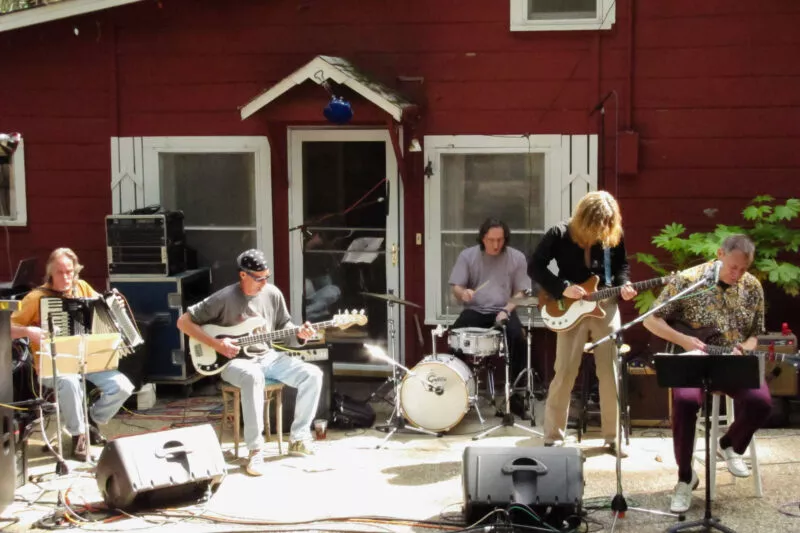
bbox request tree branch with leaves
[633,195,800,313]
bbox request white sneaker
[670,470,699,513]
[718,441,750,478]
[246,450,266,476]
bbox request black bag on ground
[330,392,375,429]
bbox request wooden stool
[220,380,285,457]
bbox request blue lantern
[323,96,353,124]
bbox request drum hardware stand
[511,312,546,426]
[472,325,543,440]
[585,271,713,530]
[368,298,439,448]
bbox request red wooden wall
[0,0,797,364]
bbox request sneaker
[71,434,88,462]
[245,450,266,476]
[670,470,700,513]
[288,440,315,457]
[718,441,750,478]
[543,439,563,447]
[604,440,629,458]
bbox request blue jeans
[221,352,323,450]
[40,370,134,436]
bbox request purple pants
[672,381,772,482]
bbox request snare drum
[399,354,475,432]
[448,327,501,358]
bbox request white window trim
[0,138,27,226]
[135,136,274,277]
[510,0,616,32]
[423,134,563,325]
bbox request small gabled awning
[240,55,417,122]
[0,0,144,33]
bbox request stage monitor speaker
[95,424,225,510]
[462,446,584,529]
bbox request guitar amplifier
[106,213,186,276]
[758,332,798,397]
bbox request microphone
[707,260,722,284]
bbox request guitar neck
[587,276,670,302]
[239,320,334,347]
[706,344,791,359]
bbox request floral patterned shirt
[652,261,765,348]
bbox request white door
[288,129,402,374]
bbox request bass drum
[399,354,475,433]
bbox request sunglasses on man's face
[244,270,270,283]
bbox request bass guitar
[539,274,671,332]
[190,311,368,376]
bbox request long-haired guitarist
[643,234,772,514]
[176,249,321,476]
[528,191,636,455]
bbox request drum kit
[361,291,546,445]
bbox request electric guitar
[189,311,368,376]
[539,274,672,332]
[658,321,800,365]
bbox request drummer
[448,217,531,415]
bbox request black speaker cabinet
[96,424,225,510]
[0,305,17,514]
[463,446,584,528]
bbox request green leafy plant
[633,195,800,313]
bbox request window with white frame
[510,0,616,32]
[111,137,273,290]
[424,135,566,324]
[0,138,26,226]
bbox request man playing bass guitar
[643,234,772,514]
[177,249,321,475]
[529,191,636,454]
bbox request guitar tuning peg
[359,308,365,315]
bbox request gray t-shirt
[187,282,294,332]
[448,245,532,314]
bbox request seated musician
[10,248,134,461]
[528,191,636,454]
[448,217,531,416]
[176,249,321,476]
[643,234,772,514]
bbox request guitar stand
[472,325,543,441]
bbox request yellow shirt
[11,280,98,371]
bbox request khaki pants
[543,302,621,443]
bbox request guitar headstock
[332,309,368,330]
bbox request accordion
[40,292,144,355]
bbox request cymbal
[507,294,539,307]
[360,292,421,308]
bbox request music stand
[654,354,760,533]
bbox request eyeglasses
[244,270,270,283]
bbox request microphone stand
[45,315,69,475]
[472,324,543,440]
[585,273,715,530]
[370,299,439,449]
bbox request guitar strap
[603,247,612,287]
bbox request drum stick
[473,280,491,293]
